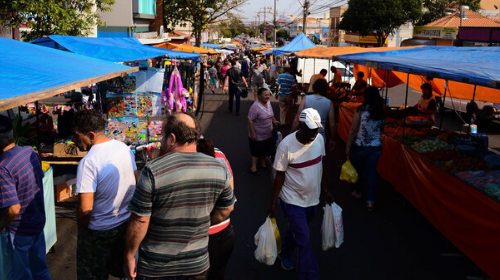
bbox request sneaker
[279,255,294,270]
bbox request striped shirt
[277,72,296,96]
[0,146,45,235]
[128,152,235,277]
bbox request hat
[299,108,322,129]
[243,55,248,59]
[0,115,13,133]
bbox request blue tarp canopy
[31,35,200,62]
[265,32,316,56]
[0,37,137,111]
[200,43,220,48]
[335,46,500,89]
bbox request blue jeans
[0,230,51,280]
[350,145,382,204]
[228,86,241,113]
[279,199,319,280]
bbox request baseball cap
[299,108,322,129]
[0,115,13,133]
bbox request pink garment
[221,65,229,77]
[247,100,274,141]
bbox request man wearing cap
[267,108,333,280]
[0,115,52,280]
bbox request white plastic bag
[321,203,335,251]
[254,217,278,265]
[332,202,344,248]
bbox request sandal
[366,203,375,212]
[351,191,361,199]
[250,170,260,176]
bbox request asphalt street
[46,86,490,280]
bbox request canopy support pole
[402,73,410,141]
[467,84,478,133]
[35,100,41,152]
[196,63,204,117]
[384,69,390,103]
[439,80,448,129]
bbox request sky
[236,0,348,24]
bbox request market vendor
[329,66,343,88]
[414,83,437,123]
[350,72,367,96]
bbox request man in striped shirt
[276,66,297,126]
[0,115,51,280]
[124,112,235,280]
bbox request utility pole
[273,0,277,47]
[303,0,309,34]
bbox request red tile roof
[426,10,500,27]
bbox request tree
[163,0,248,46]
[218,16,248,38]
[0,0,114,41]
[339,0,422,47]
[417,0,481,25]
[276,29,288,39]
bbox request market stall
[0,37,140,267]
[334,46,500,279]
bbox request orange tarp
[354,64,404,88]
[153,42,218,55]
[292,46,423,59]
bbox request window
[137,0,155,15]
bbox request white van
[296,58,356,87]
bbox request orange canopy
[153,42,218,55]
[292,46,423,59]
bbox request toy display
[149,121,163,142]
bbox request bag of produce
[254,217,278,265]
[340,159,359,184]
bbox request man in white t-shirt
[267,108,333,280]
[72,110,137,279]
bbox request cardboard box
[53,143,87,158]
[54,182,73,202]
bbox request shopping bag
[271,217,281,254]
[340,159,359,184]
[321,203,335,251]
[254,217,278,265]
[332,202,344,248]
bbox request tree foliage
[0,0,114,41]
[276,29,288,39]
[417,0,481,25]
[163,0,248,46]
[339,0,422,46]
[218,15,247,38]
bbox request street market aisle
[46,88,487,280]
[200,90,487,280]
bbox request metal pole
[196,63,204,116]
[273,0,277,47]
[402,73,410,141]
[439,80,448,129]
[303,0,309,33]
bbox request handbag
[240,87,248,98]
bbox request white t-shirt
[76,139,137,230]
[273,132,325,207]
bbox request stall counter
[338,106,500,279]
